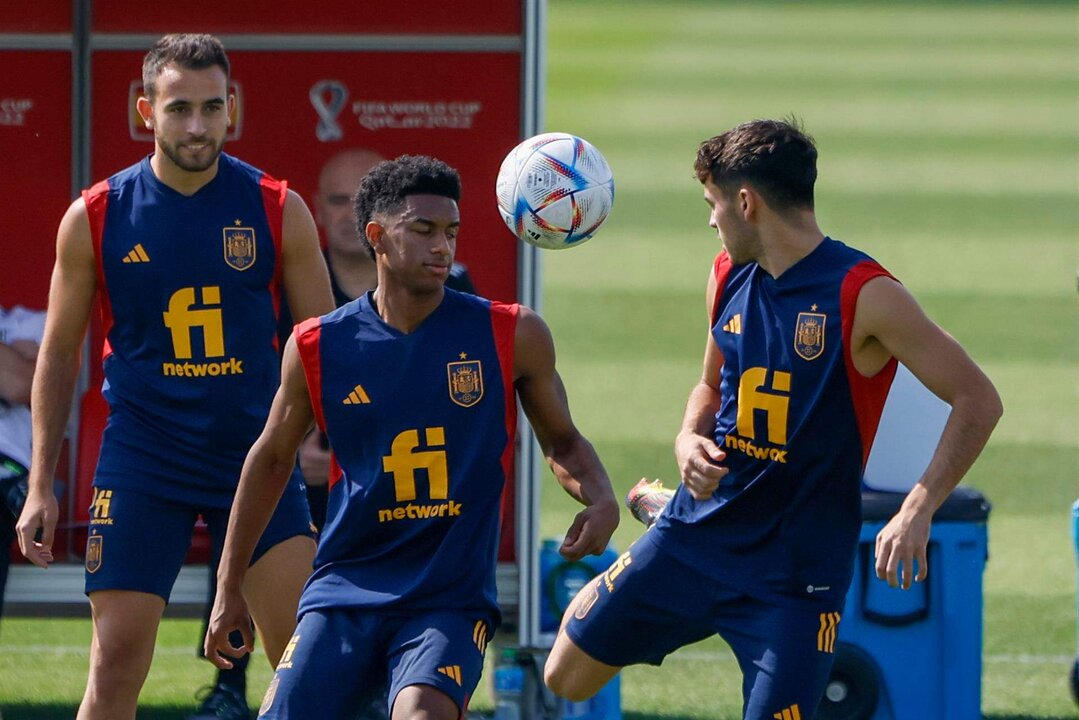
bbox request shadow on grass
[1,705,195,720]
[5,707,1075,720]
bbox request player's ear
[227,93,236,128]
[739,187,757,220]
[136,96,154,129]
[365,221,385,254]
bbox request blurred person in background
[0,304,46,633]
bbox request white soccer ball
[495,132,615,250]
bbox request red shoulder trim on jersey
[841,260,899,469]
[489,301,519,563]
[260,174,288,350]
[710,251,734,328]
[82,181,114,366]
[293,316,341,486]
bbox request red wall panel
[92,1,519,35]
[0,51,73,309]
[0,1,72,33]
[90,49,522,302]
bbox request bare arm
[852,277,1002,589]
[17,199,96,567]
[205,334,315,667]
[674,267,730,500]
[280,189,335,324]
[514,307,618,561]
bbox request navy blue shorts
[257,608,492,719]
[564,533,842,720]
[83,480,314,601]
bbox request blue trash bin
[538,539,622,720]
[816,487,991,720]
[1070,499,1078,705]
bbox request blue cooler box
[816,487,990,720]
[1071,499,1078,705]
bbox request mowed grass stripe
[552,93,1077,137]
[551,3,1077,47]
[553,202,1079,287]
[553,356,1079,447]
[544,286,1078,366]
[556,45,1077,87]
[979,363,1078,446]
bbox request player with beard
[17,34,334,719]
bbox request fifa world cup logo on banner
[309,80,349,142]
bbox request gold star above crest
[811,304,818,311]
[234,219,243,226]
[459,352,468,359]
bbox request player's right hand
[15,490,57,568]
[675,431,728,501]
[297,430,331,487]
[204,587,255,669]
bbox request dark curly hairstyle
[693,118,817,211]
[353,155,462,258]
[142,34,229,101]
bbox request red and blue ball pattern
[496,132,615,250]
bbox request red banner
[0,51,72,309]
[92,1,519,35]
[1,2,71,33]
[91,49,522,302]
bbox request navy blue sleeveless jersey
[293,289,518,622]
[653,238,898,606]
[85,154,289,507]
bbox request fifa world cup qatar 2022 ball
[495,132,615,250]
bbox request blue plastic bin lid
[861,486,990,522]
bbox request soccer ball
[495,132,615,250]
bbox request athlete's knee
[544,640,599,703]
[87,592,162,681]
[88,629,152,678]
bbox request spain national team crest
[85,535,103,574]
[448,359,484,407]
[223,226,256,271]
[795,312,826,361]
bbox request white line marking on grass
[984,653,1075,665]
[1,646,1071,666]
[0,644,252,658]
[663,649,1073,665]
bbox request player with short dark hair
[205,154,620,720]
[296,148,477,534]
[141,33,230,102]
[17,33,335,719]
[544,118,1002,720]
[352,154,462,257]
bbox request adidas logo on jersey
[722,313,742,334]
[342,384,370,404]
[773,705,802,720]
[437,665,463,686]
[122,243,151,263]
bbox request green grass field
[1,2,1077,718]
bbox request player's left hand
[874,504,932,590]
[559,497,619,562]
[204,585,255,669]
